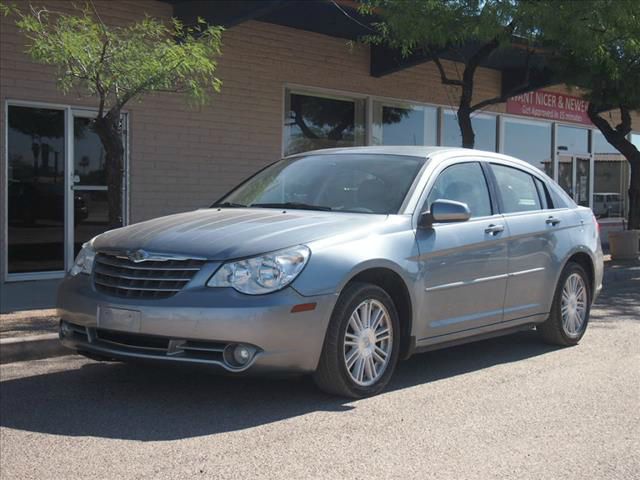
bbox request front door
[557,154,593,208]
[6,103,125,279]
[414,161,509,342]
[70,111,122,260]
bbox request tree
[526,0,640,229]
[359,0,543,148]
[1,3,223,227]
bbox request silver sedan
[57,147,603,398]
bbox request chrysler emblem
[128,249,150,263]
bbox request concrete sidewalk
[0,309,63,364]
[1,257,638,364]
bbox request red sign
[506,90,591,125]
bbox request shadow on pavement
[590,280,640,322]
[1,330,562,441]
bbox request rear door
[488,163,576,321]
[414,160,509,341]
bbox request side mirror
[418,199,471,228]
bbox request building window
[557,125,589,153]
[284,90,365,156]
[372,102,437,146]
[442,111,497,152]
[502,117,552,175]
[593,130,629,219]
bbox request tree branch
[96,39,109,118]
[116,58,185,108]
[471,49,534,111]
[431,55,464,87]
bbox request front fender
[291,228,420,298]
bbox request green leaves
[5,3,224,115]
[360,0,521,55]
[524,0,640,109]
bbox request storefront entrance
[5,102,126,280]
[557,154,593,208]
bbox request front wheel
[538,262,591,346]
[313,282,401,398]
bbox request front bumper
[57,274,338,373]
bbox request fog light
[60,321,72,337]
[223,343,256,368]
[234,346,251,365]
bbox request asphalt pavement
[0,281,638,480]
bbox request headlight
[207,245,310,295]
[69,242,96,276]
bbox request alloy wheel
[561,273,588,336]
[343,299,393,386]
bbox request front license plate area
[97,306,141,333]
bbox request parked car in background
[58,147,603,398]
[593,192,624,218]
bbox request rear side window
[491,164,542,213]
[426,162,492,218]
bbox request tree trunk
[587,104,640,230]
[628,151,640,230]
[93,111,124,229]
[457,105,475,149]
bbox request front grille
[96,329,170,351]
[93,252,205,299]
[95,328,226,361]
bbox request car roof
[287,145,538,172]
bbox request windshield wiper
[211,201,247,208]
[250,202,333,211]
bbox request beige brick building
[1,0,638,312]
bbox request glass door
[6,103,125,279]
[557,154,592,208]
[70,111,118,260]
[7,105,66,275]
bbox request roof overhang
[160,0,554,95]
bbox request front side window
[284,91,365,156]
[218,154,425,214]
[425,162,493,218]
[491,164,542,213]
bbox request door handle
[485,224,505,235]
[546,216,561,226]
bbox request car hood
[92,208,389,260]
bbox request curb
[0,333,69,364]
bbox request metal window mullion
[65,107,74,272]
[552,123,558,182]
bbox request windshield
[215,154,426,214]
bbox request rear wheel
[538,262,591,346]
[313,282,400,398]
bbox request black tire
[313,282,401,398]
[537,262,591,346]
